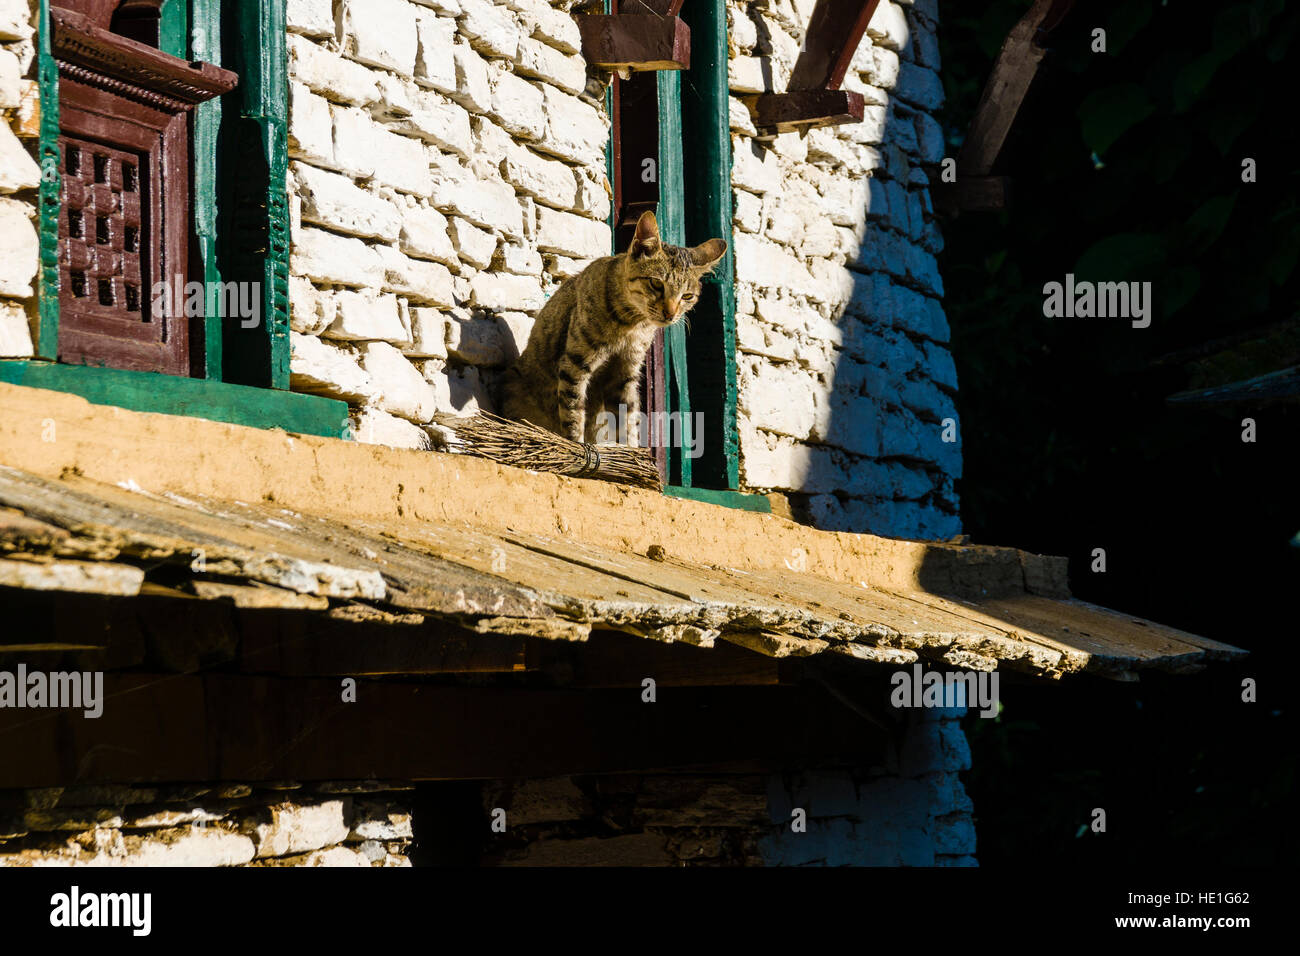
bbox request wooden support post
[938,0,1075,212]
[788,0,883,92]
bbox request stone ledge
[0,381,1057,599]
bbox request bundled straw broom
[431,411,663,491]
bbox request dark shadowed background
[937,0,1297,866]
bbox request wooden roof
[0,464,1245,681]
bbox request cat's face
[624,212,727,327]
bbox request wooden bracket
[752,0,880,134]
[577,14,691,72]
[752,89,864,135]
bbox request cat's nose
[665,298,681,319]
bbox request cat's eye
[648,279,664,292]
[683,293,696,301]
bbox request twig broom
[431,411,663,491]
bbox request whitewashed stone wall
[728,0,961,540]
[0,0,40,358]
[1,781,413,866]
[285,0,611,448]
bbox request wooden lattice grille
[58,137,149,323]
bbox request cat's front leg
[617,378,643,446]
[556,350,593,443]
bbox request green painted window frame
[8,0,344,438]
[680,0,741,494]
[599,1,764,511]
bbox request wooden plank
[752,89,865,134]
[0,470,552,620]
[0,467,388,600]
[191,580,329,610]
[238,614,527,676]
[578,14,690,71]
[493,530,817,632]
[0,558,143,596]
[0,468,1246,678]
[383,518,707,621]
[0,508,74,552]
[788,0,882,91]
[721,630,830,658]
[545,630,783,687]
[0,674,889,787]
[1167,365,1300,404]
[171,495,551,618]
[701,565,1074,675]
[0,361,346,437]
[968,595,1247,669]
[958,0,1075,176]
[0,643,103,652]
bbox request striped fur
[501,211,725,443]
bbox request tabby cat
[501,211,726,444]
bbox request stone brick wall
[472,707,976,865]
[760,708,976,865]
[0,781,413,866]
[0,0,39,358]
[1,712,975,867]
[728,0,961,540]
[284,0,611,448]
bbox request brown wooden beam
[553,630,790,688]
[751,89,864,134]
[0,675,889,787]
[788,0,882,92]
[237,612,529,677]
[577,14,691,71]
[929,174,1011,214]
[958,0,1076,177]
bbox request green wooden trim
[158,0,189,56]
[190,0,224,380]
[221,0,291,389]
[680,0,739,490]
[35,0,60,360]
[0,361,347,438]
[657,69,692,488]
[604,18,614,254]
[663,485,772,513]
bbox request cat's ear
[690,238,727,269]
[630,211,661,258]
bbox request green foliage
[1078,83,1154,154]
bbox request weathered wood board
[0,465,1247,680]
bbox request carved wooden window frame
[49,2,236,376]
[11,0,343,439]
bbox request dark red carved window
[51,1,236,376]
